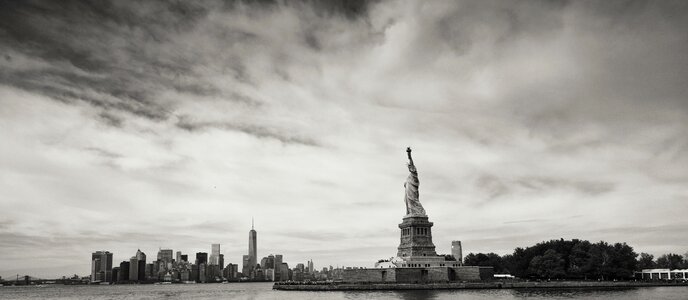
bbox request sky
[0,0,687,279]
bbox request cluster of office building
[90,223,330,284]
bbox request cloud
[1,0,687,277]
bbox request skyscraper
[210,244,220,265]
[111,267,119,283]
[242,255,250,277]
[90,251,113,283]
[129,256,139,281]
[195,252,208,266]
[118,261,130,282]
[129,249,146,282]
[157,249,173,263]
[176,251,182,263]
[274,254,284,281]
[248,218,257,277]
[261,254,275,269]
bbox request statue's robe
[404,169,426,216]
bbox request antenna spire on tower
[252,217,254,230]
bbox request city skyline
[85,222,323,284]
[1,1,687,279]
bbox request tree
[464,252,506,273]
[638,253,655,270]
[442,254,456,261]
[499,239,641,280]
[568,241,592,279]
[609,243,638,279]
[528,249,565,279]
[656,253,683,269]
[508,247,531,278]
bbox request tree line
[463,239,687,280]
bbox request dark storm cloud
[0,1,215,118]
[0,2,216,119]
[0,0,378,147]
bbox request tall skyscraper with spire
[247,218,257,277]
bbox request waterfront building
[176,251,182,263]
[118,261,130,282]
[129,249,146,282]
[129,256,138,281]
[198,263,207,283]
[292,268,303,281]
[152,260,161,278]
[181,254,188,262]
[224,263,239,280]
[191,264,199,282]
[274,255,284,281]
[91,257,100,282]
[180,268,190,282]
[111,267,119,283]
[219,254,224,270]
[145,263,154,280]
[635,268,688,280]
[265,268,275,281]
[206,264,221,282]
[90,251,113,283]
[242,255,250,277]
[279,263,290,281]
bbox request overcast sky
[1,0,687,278]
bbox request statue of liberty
[404,147,426,216]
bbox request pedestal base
[397,216,438,258]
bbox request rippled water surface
[1,283,686,300]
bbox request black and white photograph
[0,0,687,299]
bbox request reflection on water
[0,283,686,300]
[511,288,639,299]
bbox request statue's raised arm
[406,147,416,173]
[406,147,414,165]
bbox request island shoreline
[273,281,688,291]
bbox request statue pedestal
[396,215,438,259]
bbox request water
[0,283,686,300]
